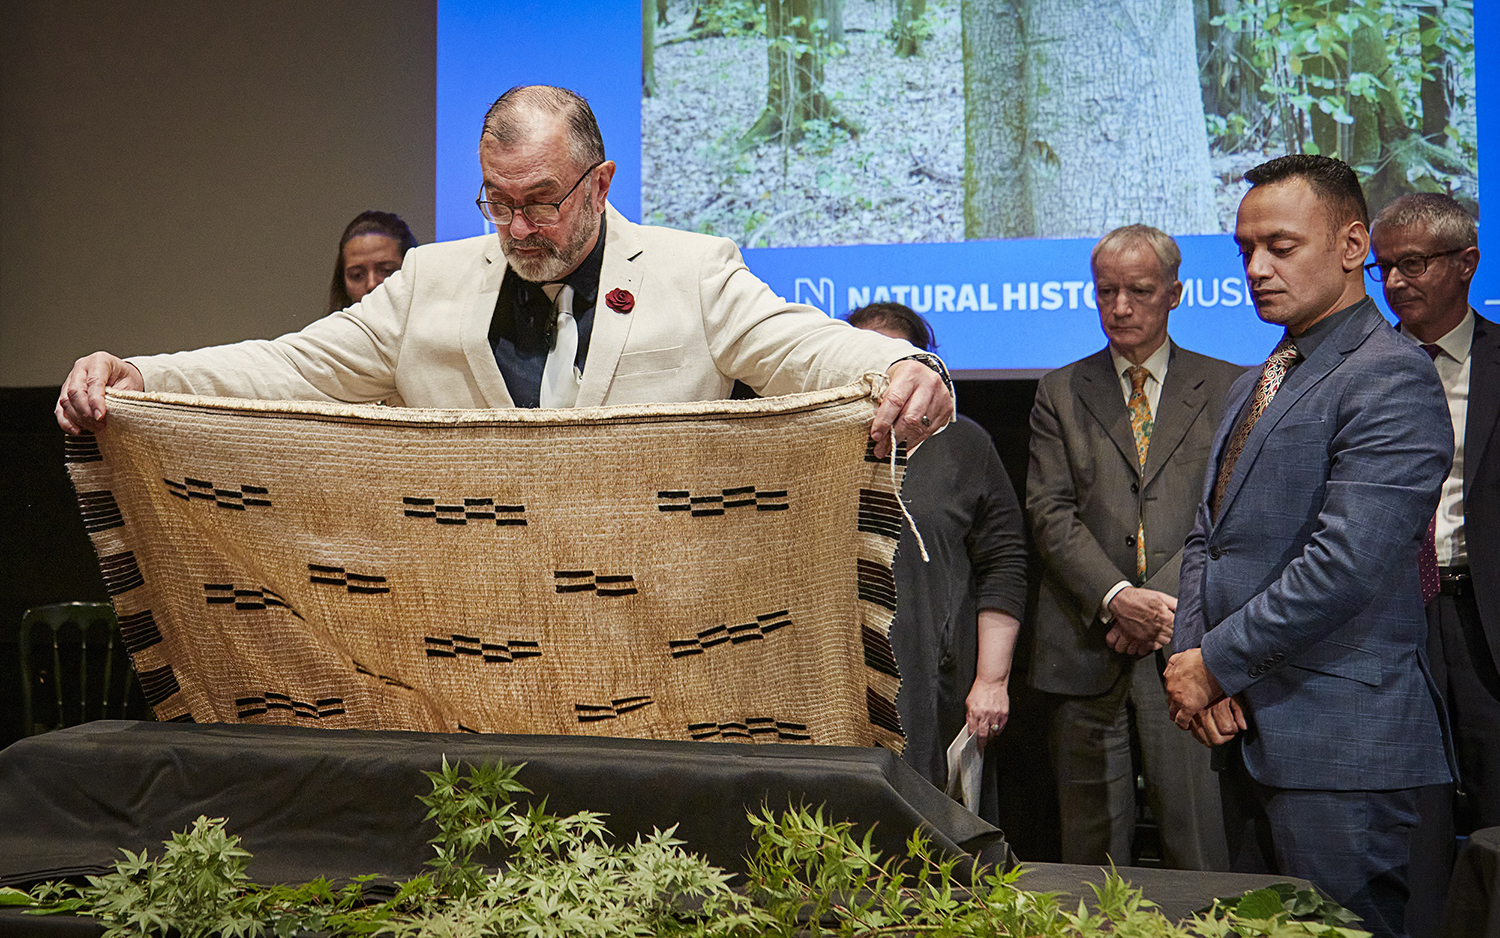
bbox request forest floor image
[643,0,966,248]
[641,0,1476,249]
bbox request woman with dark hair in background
[327,211,419,313]
[848,303,1027,821]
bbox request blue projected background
[438,2,1494,374]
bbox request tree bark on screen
[824,0,845,44]
[963,0,1031,239]
[963,0,1219,239]
[740,0,856,150]
[643,0,657,98]
[895,0,928,57]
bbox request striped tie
[1126,365,1152,580]
[1212,337,1300,520]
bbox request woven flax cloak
[65,381,907,750]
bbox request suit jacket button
[1125,535,1136,546]
[1271,652,1285,662]
[1130,482,1140,493]
[1210,546,1223,560]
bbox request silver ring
[989,724,1000,732]
[920,414,931,427]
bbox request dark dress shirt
[488,213,607,408]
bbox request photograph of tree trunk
[640,0,1475,247]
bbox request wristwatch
[899,352,954,400]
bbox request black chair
[17,602,148,736]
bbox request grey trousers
[1050,655,1229,870]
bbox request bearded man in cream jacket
[57,85,951,456]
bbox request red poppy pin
[605,288,635,314]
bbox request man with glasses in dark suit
[1369,193,1495,938]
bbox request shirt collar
[1399,307,1475,363]
[1287,299,1362,361]
[1109,337,1171,386]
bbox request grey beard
[504,238,571,282]
[503,196,598,283]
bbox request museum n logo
[794,277,835,316]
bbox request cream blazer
[131,204,916,408]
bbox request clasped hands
[1104,586,1175,657]
[1107,589,1246,748]
[1162,648,1246,748]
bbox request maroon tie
[1418,343,1442,604]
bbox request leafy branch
[1202,0,1475,205]
[7,758,1374,937]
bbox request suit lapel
[1141,344,1208,489]
[1205,375,1254,514]
[576,204,642,407]
[1074,349,1140,474]
[462,237,516,408]
[1466,312,1500,499]
[1214,302,1382,519]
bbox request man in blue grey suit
[1164,154,1453,938]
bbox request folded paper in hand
[944,727,983,812]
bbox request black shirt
[1225,297,1367,443]
[488,213,607,408]
[1285,296,1363,373]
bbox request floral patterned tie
[1212,337,1300,520]
[1126,366,1152,580]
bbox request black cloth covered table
[1443,826,1500,937]
[0,721,1009,888]
[0,722,1319,936]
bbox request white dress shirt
[1401,310,1473,566]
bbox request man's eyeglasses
[476,161,603,229]
[1364,247,1466,282]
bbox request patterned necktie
[1418,343,1443,604]
[1126,365,1153,580]
[1211,337,1300,520]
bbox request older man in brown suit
[1028,224,1242,868]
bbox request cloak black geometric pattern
[65,380,907,750]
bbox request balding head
[481,85,606,172]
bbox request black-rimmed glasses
[1364,247,1466,282]
[476,160,603,229]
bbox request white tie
[538,284,581,408]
